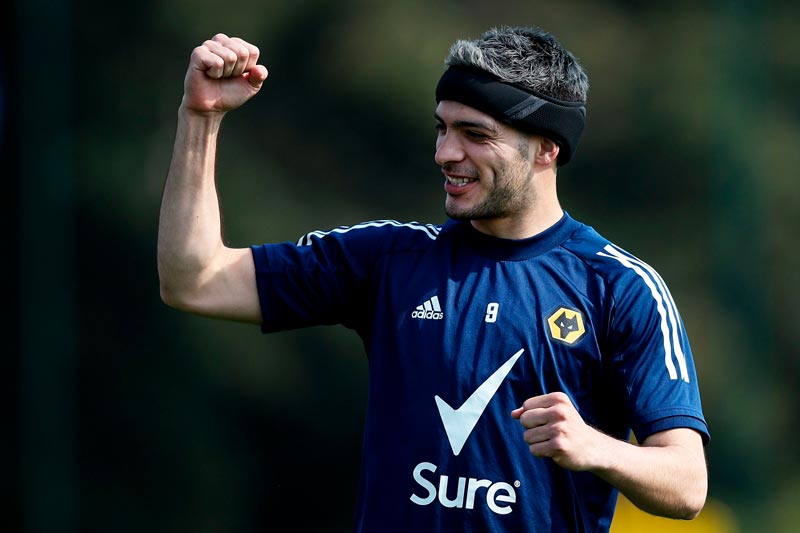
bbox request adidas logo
[412,295,444,320]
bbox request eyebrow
[434,113,501,134]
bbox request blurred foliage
[12,0,800,531]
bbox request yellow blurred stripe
[611,496,739,532]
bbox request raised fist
[181,33,268,115]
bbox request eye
[434,122,446,133]
[465,130,488,140]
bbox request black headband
[435,66,586,165]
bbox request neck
[470,204,564,240]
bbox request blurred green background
[7,0,799,531]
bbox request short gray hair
[445,26,589,103]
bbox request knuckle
[229,38,249,57]
[552,391,570,403]
[191,46,207,61]
[522,397,537,410]
[550,420,567,435]
[552,405,569,421]
[549,435,567,453]
[220,49,237,63]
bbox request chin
[446,198,476,219]
[446,208,499,221]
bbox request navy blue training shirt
[250,213,709,532]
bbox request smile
[446,175,477,187]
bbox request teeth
[447,176,475,186]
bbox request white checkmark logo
[435,348,524,456]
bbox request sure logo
[409,462,518,515]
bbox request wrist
[177,104,225,135]
[178,102,226,123]
[583,428,623,475]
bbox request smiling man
[158,27,709,532]
[436,99,562,238]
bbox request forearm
[157,107,227,305]
[589,429,707,520]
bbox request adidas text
[411,310,444,320]
[412,295,444,320]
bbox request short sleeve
[603,251,709,444]
[250,225,379,333]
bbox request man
[158,27,709,532]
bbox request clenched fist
[511,392,606,472]
[181,33,268,116]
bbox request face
[434,101,537,222]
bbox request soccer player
[158,27,709,532]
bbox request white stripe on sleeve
[597,244,689,382]
[297,220,441,246]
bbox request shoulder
[561,223,664,287]
[296,219,443,251]
[559,222,678,317]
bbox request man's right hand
[158,33,266,325]
[181,33,268,116]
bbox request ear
[535,138,560,166]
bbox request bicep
[643,428,708,496]
[180,246,263,324]
[641,428,707,470]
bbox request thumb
[244,65,268,88]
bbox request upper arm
[641,427,704,449]
[641,428,707,474]
[611,428,708,519]
[162,246,262,325]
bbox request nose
[434,130,465,166]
